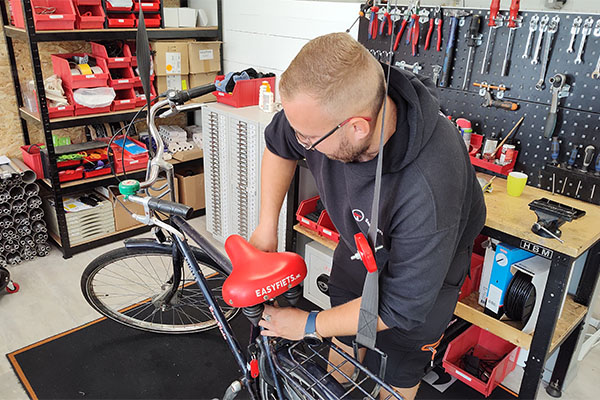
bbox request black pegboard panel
[359,6,600,205]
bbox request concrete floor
[0,216,598,399]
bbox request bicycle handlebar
[147,197,193,219]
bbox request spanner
[531,15,549,65]
[575,17,594,64]
[535,16,559,91]
[432,65,442,86]
[592,20,600,79]
[522,14,539,59]
[566,16,582,53]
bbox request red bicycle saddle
[222,235,307,308]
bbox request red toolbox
[111,88,136,111]
[20,144,45,179]
[468,134,518,176]
[459,253,485,301]
[75,4,105,29]
[135,13,161,28]
[133,1,161,12]
[296,195,322,233]
[107,13,135,28]
[91,42,131,68]
[108,66,135,90]
[52,54,109,89]
[213,75,276,108]
[443,326,520,397]
[105,0,132,12]
[10,0,76,30]
[133,84,157,107]
[317,211,340,243]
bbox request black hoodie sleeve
[264,110,306,160]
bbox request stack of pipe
[0,158,50,264]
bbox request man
[250,32,486,399]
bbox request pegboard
[359,6,600,205]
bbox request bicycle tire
[81,245,238,334]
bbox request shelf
[454,292,588,353]
[293,224,337,251]
[19,107,148,130]
[4,25,219,42]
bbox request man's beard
[326,134,371,163]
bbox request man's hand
[259,304,308,341]
[249,223,278,252]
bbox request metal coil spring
[208,113,222,235]
[237,122,249,237]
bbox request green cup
[507,171,528,197]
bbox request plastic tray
[108,66,135,90]
[133,1,161,12]
[317,210,340,243]
[75,4,105,29]
[91,42,130,68]
[213,75,276,108]
[443,326,519,397]
[20,144,45,179]
[469,134,518,176]
[111,88,136,111]
[84,166,111,178]
[107,13,135,28]
[135,13,161,27]
[10,0,76,30]
[74,0,102,5]
[51,53,109,89]
[58,166,84,182]
[105,1,132,12]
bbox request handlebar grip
[169,83,217,104]
[147,198,193,219]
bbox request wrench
[522,14,539,59]
[535,16,559,91]
[432,65,442,86]
[531,15,549,65]
[575,17,594,64]
[544,74,570,138]
[566,16,582,53]
[593,20,600,79]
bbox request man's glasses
[294,116,372,151]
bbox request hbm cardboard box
[188,41,221,74]
[176,166,205,211]
[189,72,217,103]
[151,40,190,76]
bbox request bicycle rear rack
[272,339,403,400]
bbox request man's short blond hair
[280,32,385,119]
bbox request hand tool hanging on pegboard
[439,9,470,87]
[521,14,539,59]
[574,17,593,64]
[393,8,411,51]
[462,15,482,90]
[543,73,570,138]
[591,20,600,79]
[473,82,519,111]
[501,0,522,76]
[481,0,502,75]
[535,15,560,90]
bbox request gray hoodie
[265,65,486,344]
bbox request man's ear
[350,118,371,141]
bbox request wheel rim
[85,252,237,333]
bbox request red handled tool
[424,10,435,50]
[406,14,416,44]
[435,6,443,51]
[480,0,502,74]
[379,10,393,36]
[368,6,379,39]
[411,13,420,56]
[501,0,521,76]
[393,10,410,51]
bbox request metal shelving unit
[1,0,222,258]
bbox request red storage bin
[48,101,75,119]
[133,84,157,107]
[58,166,84,182]
[10,0,76,30]
[459,253,485,301]
[20,144,45,179]
[105,1,132,12]
[75,4,105,29]
[91,42,131,68]
[108,66,135,89]
[133,1,160,12]
[111,88,136,111]
[443,326,520,397]
[84,166,111,178]
[296,195,321,232]
[468,134,518,176]
[75,0,102,5]
[107,137,149,173]
[213,75,276,108]
[135,13,161,28]
[317,211,340,243]
[107,13,135,28]
[52,54,109,89]
[67,90,111,116]
[124,41,137,67]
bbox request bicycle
[80,84,404,400]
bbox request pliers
[410,13,420,56]
[434,6,443,51]
[424,9,435,50]
[378,9,393,36]
[368,6,379,39]
[393,10,411,51]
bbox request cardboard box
[178,7,197,27]
[176,166,205,211]
[172,147,203,162]
[163,8,179,27]
[189,72,217,103]
[151,40,190,76]
[156,74,189,94]
[188,41,221,74]
[96,178,178,231]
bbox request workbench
[286,169,600,399]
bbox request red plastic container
[317,211,340,243]
[84,166,111,178]
[108,66,135,89]
[133,84,157,107]
[124,41,137,67]
[91,42,130,68]
[135,13,161,27]
[213,75,276,108]
[67,90,111,116]
[459,253,485,301]
[58,166,84,182]
[105,1,132,12]
[20,144,45,179]
[74,0,102,5]
[107,13,135,28]
[107,137,149,173]
[111,88,136,111]
[443,326,520,397]
[469,134,518,176]
[296,195,322,232]
[10,0,76,30]
[75,4,105,29]
[52,54,109,89]
[48,102,75,119]
[133,1,161,12]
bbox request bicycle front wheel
[81,246,238,334]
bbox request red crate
[68,89,111,116]
[296,195,321,232]
[107,13,135,28]
[124,41,137,67]
[459,253,484,301]
[317,211,340,243]
[105,1,132,12]
[443,326,520,397]
[58,166,84,182]
[133,1,161,12]
[213,75,276,108]
[48,102,75,119]
[75,0,102,5]
[52,54,109,89]
[10,0,76,30]
[91,42,130,68]
[20,144,45,179]
[107,137,149,174]
[111,88,136,111]
[468,134,518,176]
[133,84,157,107]
[108,66,135,90]
[135,13,161,28]
[84,166,111,178]
[75,4,105,29]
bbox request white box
[178,8,197,28]
[304,241,334,310]
[479,239,499,306]
[163,8,179,28]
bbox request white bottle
[258,81,269,111]
[263,84,274,113]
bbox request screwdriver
[567,145,579,169]
[580,145,595,173]
[596,154,600,176]
[550,137,560,165]
[462,15,483,90]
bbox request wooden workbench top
[479,173,600,258]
